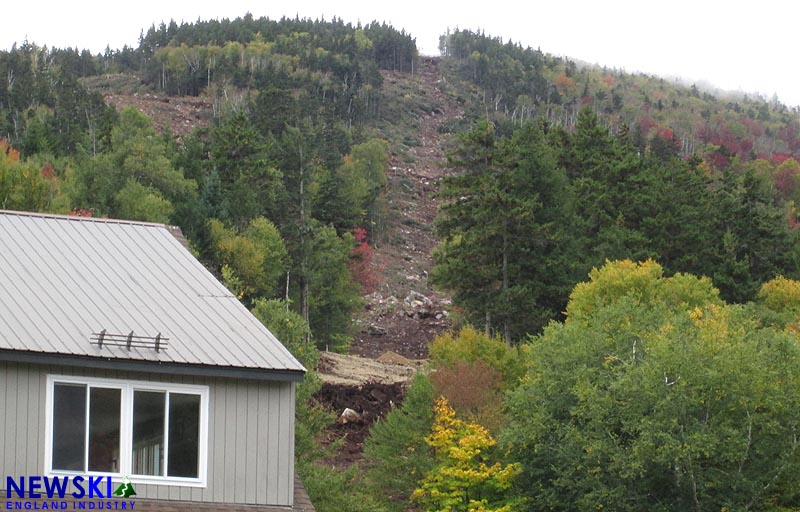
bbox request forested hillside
[426,29,800,344]
[440,29,800,164]
[3,16,800,511]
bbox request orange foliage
[40,162,56,180]
[1,139,20,163]
[430,359,504,432]
[555,74,576,96]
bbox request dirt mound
[314,381,406,467]
[375,350,424,366]
[317,351,422,386]
[316,381,406,423]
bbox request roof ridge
[0,209,190,248]
[0,209,175,229]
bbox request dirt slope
[316,58,463,468]
[351,57,463,361]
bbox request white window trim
[45,374,209,488]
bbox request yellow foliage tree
[566,259,721,321]
[208,217,289,302]
[758,275,800,312]
[412,397,519,512]
[756,275,800,332]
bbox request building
[0,210,311,511]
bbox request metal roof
[0,211,305,378]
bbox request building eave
[0,349,306,382]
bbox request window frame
[44,375,209,487]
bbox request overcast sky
[5,1,799,107]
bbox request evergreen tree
[208,112,284,228]
[706,165,800,302]
[434,120,578,341]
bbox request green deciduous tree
[64,108,196,222]
[503,260,800,511]
[251,298,315,369]
[208,217,289,303]
[114,179,173,224]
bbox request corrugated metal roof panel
[0,211,305,374]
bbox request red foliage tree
[773,158,800,202]
[779,121,800,152]
[639,116,657,138]
[741,117,764,138]
[349,228,380,294]
[772,153,793,166]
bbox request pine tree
[433,120,578,342]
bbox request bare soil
[314,381,407,468]
[317,351,424,386]
[103,92,213,138]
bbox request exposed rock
[404,291,432,306]
[367,324,387,336]
[338,407,363,424]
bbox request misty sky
[5,0,799,107]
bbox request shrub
[430,359,504,433]
[429,326,525,388]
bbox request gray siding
[0,361,296,507]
